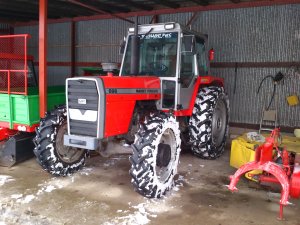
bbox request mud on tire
[130,113,181,198]
[33,106,87,176]
[189,86,229,159]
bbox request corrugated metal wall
[181,4,300,128]
[15,23,71,85]
[14,4,300,127]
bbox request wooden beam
[39,0,48,118]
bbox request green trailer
[0,34,66,166]
[0,86,65,130]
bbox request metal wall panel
[15,23,71,62]
[76,16,152,63]
[160,5,300,127]
[0,23,10,29]
[212,67,300,127]
[15,23,71,85]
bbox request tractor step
[0,132,35,167]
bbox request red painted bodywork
[101,76,161,137]
[100,75,223,137]
[0,127,18,141]
[0,121,39,133]
[174,76,223,116]
[290,170,300,198]
[39,0,48,118]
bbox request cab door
[178,35,208,110]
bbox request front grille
[67,79,99,137]
[69,119,98,137]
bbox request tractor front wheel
[130,113,181,198]
[34,106,87,176]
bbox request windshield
[121,32,178,77]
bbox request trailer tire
[130,113,181,198]
[189,86,229,159]
[33,106,87,176]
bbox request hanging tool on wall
[257,71,284,110]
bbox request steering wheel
[149,62,168,74]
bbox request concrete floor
[1,134,300,225]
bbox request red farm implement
[228,129,300,219]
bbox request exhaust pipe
[130,16,140,75]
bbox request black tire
[130,113,181,198]
[189,86,229,159]
[33,106,87,176]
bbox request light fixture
[164,23,175,30]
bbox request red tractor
[34,22,229,198]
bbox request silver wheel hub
[212,97,227,147]
[155,128,176,183]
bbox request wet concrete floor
[0,143,300,225]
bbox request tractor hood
[100,75,161,96]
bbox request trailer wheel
[130,113,181,198]
[189,86,229,159]
[34,106,87,176]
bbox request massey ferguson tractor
[34,22,229,198]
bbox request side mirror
[119,37,126,55]
[182,35,195,54]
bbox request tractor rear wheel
[130,113,181,198]
[189,86,229,159]
[34,106,87,176]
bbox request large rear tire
[189,86,229,159]
[130,113,181,198]
[33,106,87,176]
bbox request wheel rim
[212,97,227,147]
[56,122,85,164]
[155,128,177,183]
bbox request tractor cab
[120,22,210,110]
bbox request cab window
[196,37,208,75]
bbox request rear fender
[174,76,224,117]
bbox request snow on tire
[33,105,87,176]
[130,113,181,198]
[189,86,229,159]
